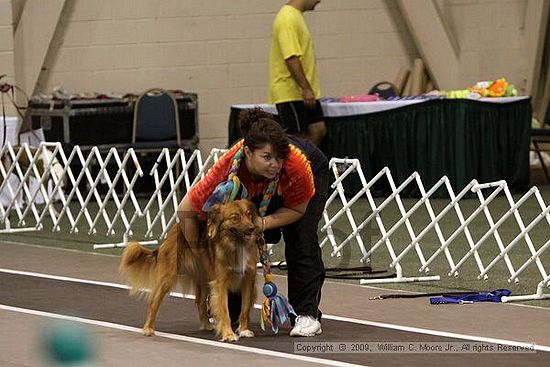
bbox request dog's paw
[143,327,155,337]
[220,332,239,342]
[238,329,254,338]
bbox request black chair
[368,81,400,100]
[72,89,185,197]
[130,88,189,195]
[132,88,181,152]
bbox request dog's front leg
[210,279,238,342]
[237,272,256,338]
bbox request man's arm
[285,56,316,108]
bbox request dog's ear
[244,200,262,231]
[245,200,260,220]
[206,204,222,239]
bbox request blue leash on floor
[430,289,511,304]
[370,289,511,303]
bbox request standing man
[269,0,326,146]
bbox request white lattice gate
[320,158,550,302]
[2,143,549,302]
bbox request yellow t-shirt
[268,5,320,104]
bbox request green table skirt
[228,98,531,197]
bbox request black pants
[229,166,329,325]
[275,100,325,134]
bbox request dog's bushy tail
[119,242,158,298]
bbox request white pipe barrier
[0,142,224,249]
[1,143,549,302]
[320,158,550,302]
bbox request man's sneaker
[289,315,322,337]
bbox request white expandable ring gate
[1,143,549,302]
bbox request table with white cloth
[228,97,532,196]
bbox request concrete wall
[0,0,537,152]
[0,0,15,115]
[438,0,528,91]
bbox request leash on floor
[369,290,481,300]
[269,261,396,280]
[371,289,513,305]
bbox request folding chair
[132,88,181,152]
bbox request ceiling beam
[14,0,66,104]
[397,0,460,90]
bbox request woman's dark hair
[239,108,290,159]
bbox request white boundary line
[0,267,129,290]
[0,304,364,367]
[325,315,550,353]
[0,239,122,258]
[2,267,550,353]
[0,267,196,299]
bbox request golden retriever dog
[119,199,261,342]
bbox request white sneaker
[289,315,322,337]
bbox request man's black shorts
[275,100,324,134]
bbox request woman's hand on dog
[255,216,265,232]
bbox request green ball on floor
[42,320,96,365]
